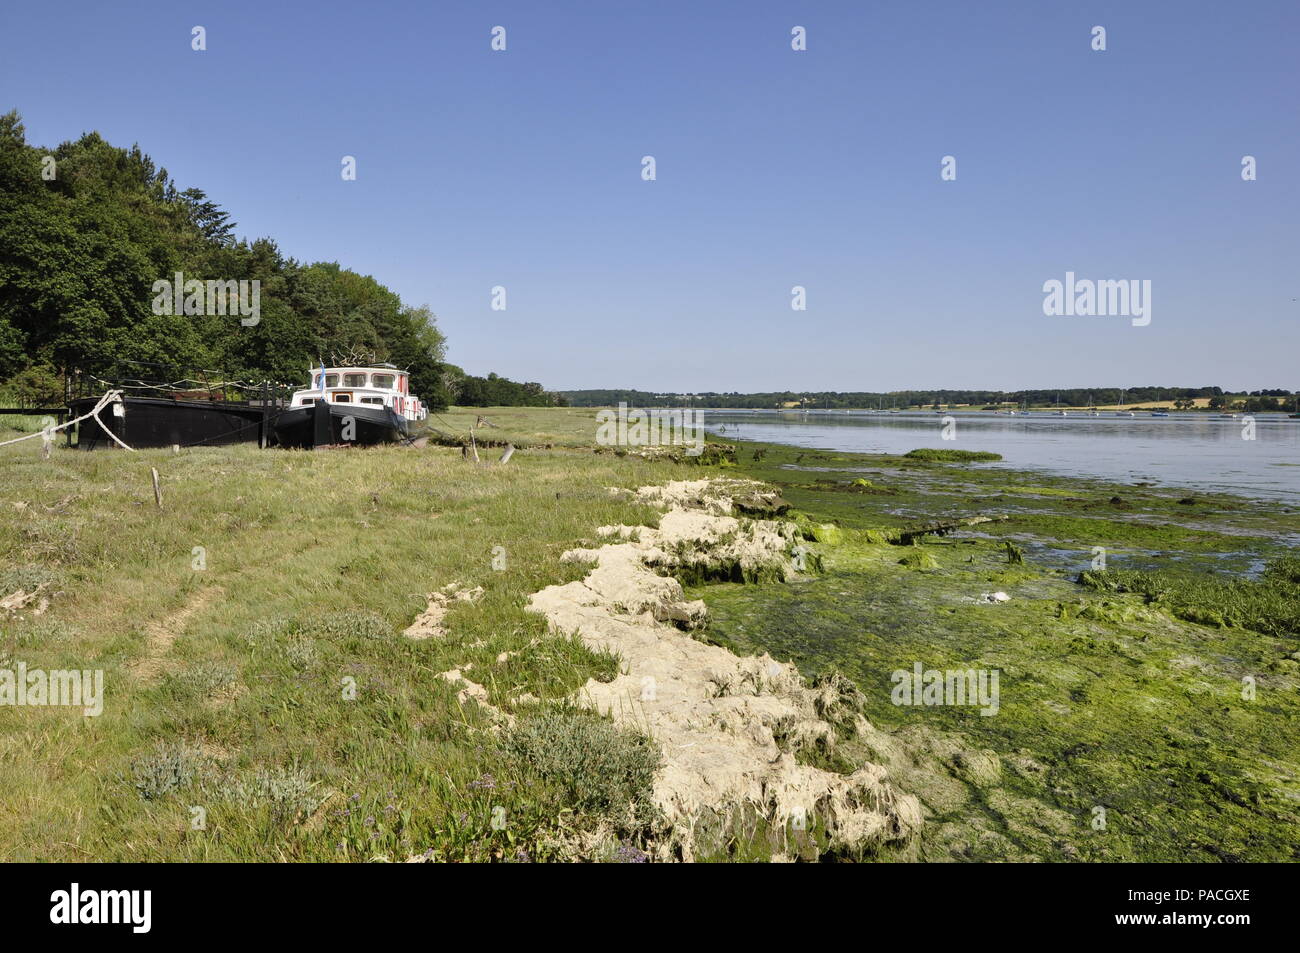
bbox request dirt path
[130,586,223,681]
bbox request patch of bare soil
[403,583,484,640]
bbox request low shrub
[131,742,207,801]
[499,709,660,820]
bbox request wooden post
[498,444,515,465]
[258,380,269,449]
[150,467,162,508]
[469,426,480,464]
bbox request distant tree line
[1210,394,1296,413]
[0,110,561,411]
[438,366,567,408]
[560,387,1296,411]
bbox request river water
[702,411,1299,502]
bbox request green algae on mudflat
[897,549,940,570]
[989,484,1083,498]
[810,523,844,545]
[728,440,1297,561]
[998,512,1269,554]
[691,534,1300,861]
[1080,559,1300,639]
[681,438,1300,861]
[904,448,1003,462]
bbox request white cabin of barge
[288,363,427,421]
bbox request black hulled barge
[272,364,427,449]
[67,364,288,450]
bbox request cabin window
[342,373,366,387]
[333,393,352,403]
[301,398,316,405]
[360,397,383,405]
[371,374,395,389]
[324,374,339,387]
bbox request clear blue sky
[3,0,1297,392]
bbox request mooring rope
[0,390,135,452]
[87,374,291,393]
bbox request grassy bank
[421,405,612,449]
[0,410,686,861]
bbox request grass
[422,405,612,449]
[0,414,54,435]
[0,412,685,861]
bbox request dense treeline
[438,366,566,408]
[561,387,1297,411]
[0,111,563,411]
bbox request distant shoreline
[698,411,1299,504]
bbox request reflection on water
[703,410,1300,501]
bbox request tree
[2,362,63,405]
[0,113,547,406]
